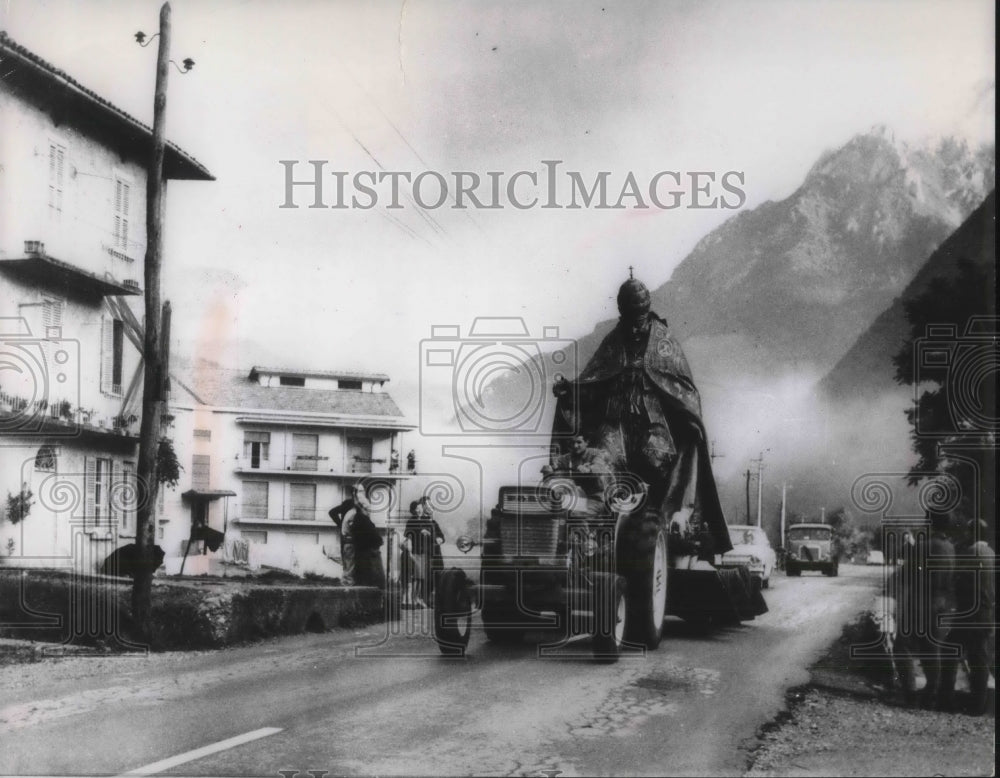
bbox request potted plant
[4,487,34,525]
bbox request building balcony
[0,394,139,443]
[0,249,141,297]
[233,454,412,479]
[232,512,338,529]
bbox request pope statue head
[617,277,652,341]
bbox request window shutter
[121,182,129,249]
[192,455,210,491]
[242,482,268,519]
[84,456,96,527]
[100,317,114,394]
[290,483,316,520]
[292,434,318,471]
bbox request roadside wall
[0,570,384,650]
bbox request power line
[332,52,485,236]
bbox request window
[289,483,316,521]
[193,429,211,440]
[113,177,131,252]
[34,444,57,472]
[347,437,373,473]
[42,296,63,339]
[191,454,210,491]
[279,376,305,387]
[292,433,319,471]
[48,142,65,218]
[338,379,362,391]
[243,431,270,469]
[242,481,268,519]
[85,457,113,527]
[101,317,124,396]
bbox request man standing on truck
[551,275,731,557]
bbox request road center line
[119,727,283,776]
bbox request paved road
[0,566,881,777]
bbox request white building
[0,32,212,570]
[162,362,416,577]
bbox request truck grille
[501,515,560,557]
[501,490,558,514]
[794,544,825,561]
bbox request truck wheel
[482,603,525,644]
[434,568,472,655]
[592,573,627,662]
[623,524,667,649]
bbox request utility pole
[745,469,752,524]
[132,2,172,637]
[751,452,765,528]
[780,481,787,549]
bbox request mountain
[480,128,994,420]
[621,128,993,381]
[820,190,996,400]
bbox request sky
[1,0,995,517]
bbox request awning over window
[181,489,237,502]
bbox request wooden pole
[745,469,751,525]
[780,481,787,548]
[756,453,764,528]
[132,2,171,638]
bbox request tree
[827,506,859,559]
[892,258,996,526]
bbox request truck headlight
[456,535,477,554]
[749,555,761,565]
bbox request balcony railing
[0,393,139,437]
[234,454,403,476]
[236,508,334,524]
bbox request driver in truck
[541,433,612,513]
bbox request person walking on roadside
[941,518,995,715]
[917,510,958,711]
[328,483,385,588]
[403,497,445,606]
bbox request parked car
[717,525,776,588]
[865,549,885,566]
[785,523,838,577]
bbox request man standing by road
[941,518,995,715]
[329,484,385,588]
[917,510,958,711]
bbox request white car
[718,525,777,588]
[866,549,885,566]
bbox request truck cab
[784,523,838,577]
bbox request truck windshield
[787,527,831,541]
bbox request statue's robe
[553,314,732,554]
